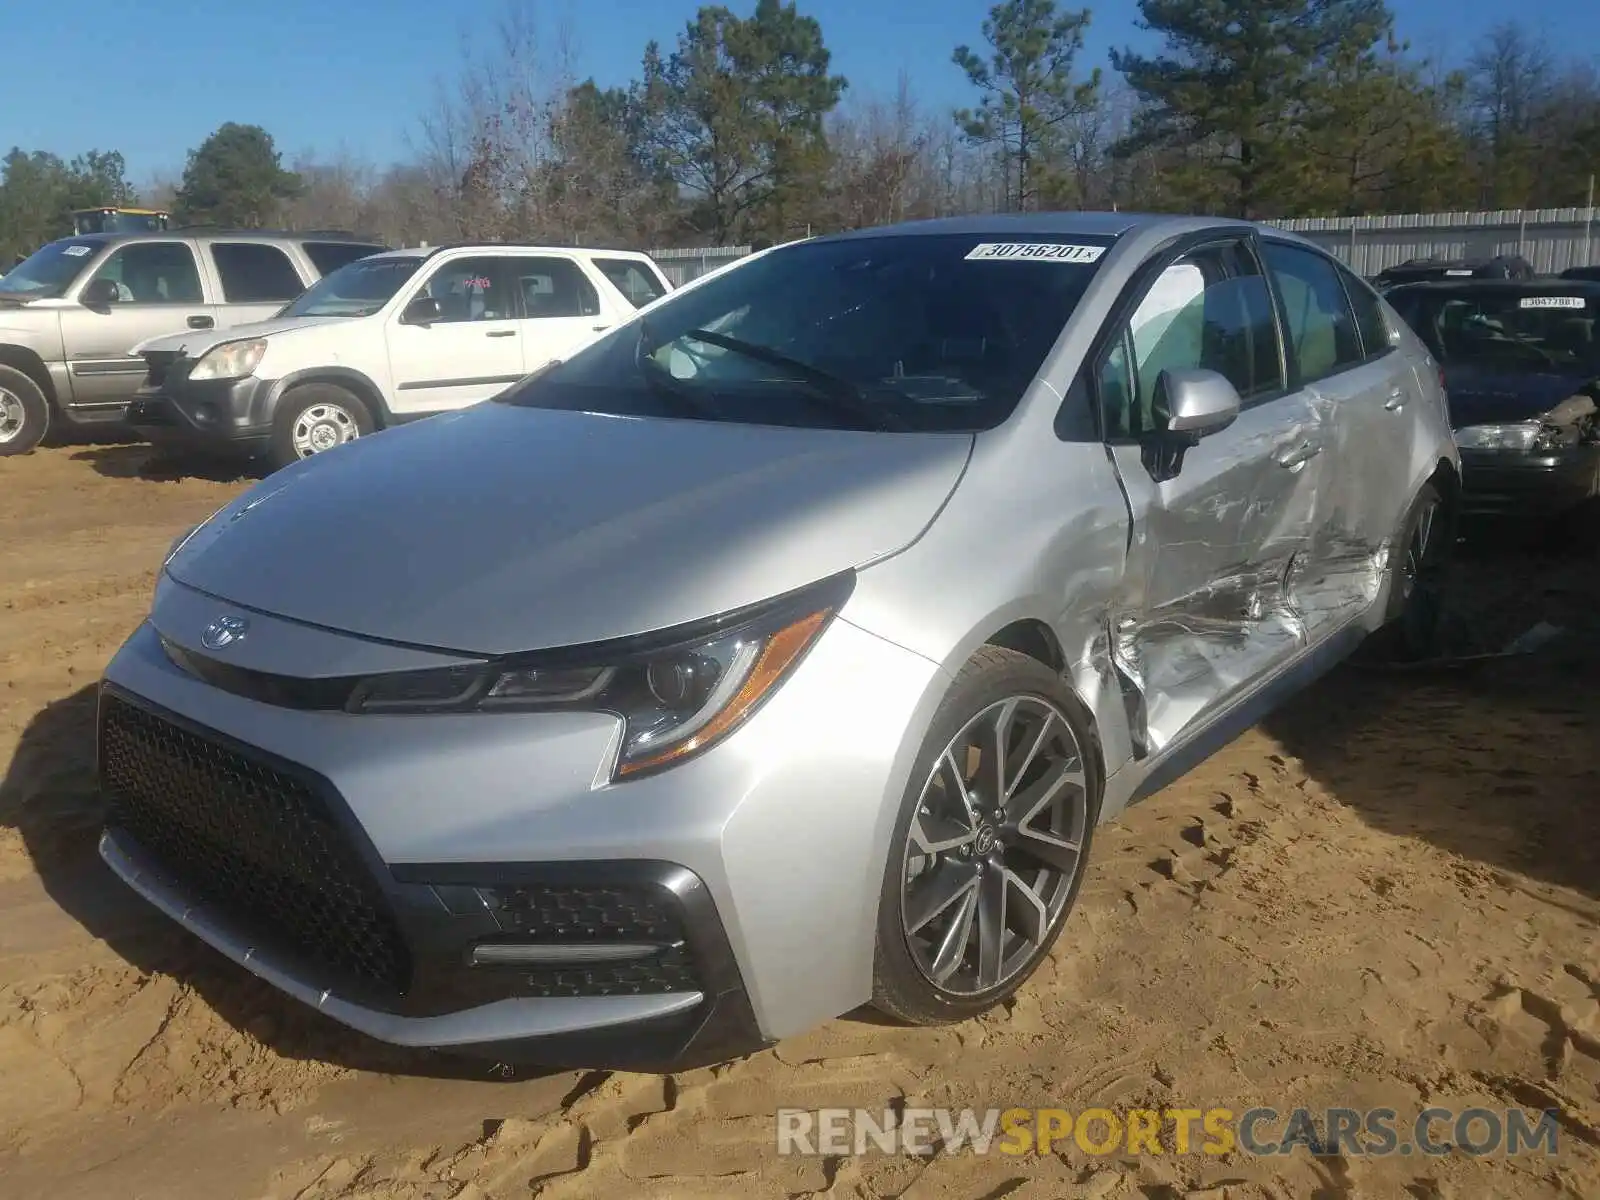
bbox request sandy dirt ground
[2,441,1598,1200]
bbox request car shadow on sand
[70,443,266,484]
[0,683,561,1083]
[1262,526,1600,904]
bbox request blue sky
[2,0,1595,181]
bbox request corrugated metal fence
[649,208,1600,280]
[1272,208,1600,275]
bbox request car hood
[133,315,351,357]
[1443,364,1597,426]
[165,403,974,656]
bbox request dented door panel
[1106,390,1330,757]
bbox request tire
[1362,481,1450,663]
[871,646,1102,1026]
[267,383,374,471]
[0,364,50,456]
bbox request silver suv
[0,229,387,454]
[97,213,1458,1071]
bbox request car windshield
[496,233,1112,433]
[0,239,103,298]
[279,255,423,318]
[1390,289,1600,373]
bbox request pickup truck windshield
[0,240,104,298]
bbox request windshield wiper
[681,327,910,432]
[635,320,724,421]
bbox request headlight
[346,573,852,779]
[1453,421,1552,452]
[188,338,267,381]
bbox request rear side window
[211,242,305,303]
[1262,243,1363,383]
[1338,267,1393,359]
[303,242,386,276]
[594,257,667,309]
[510,257,601,319]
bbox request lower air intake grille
[98,691,412,995]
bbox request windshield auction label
[965,243,1106,263]
[1519,296,1587,309]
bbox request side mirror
[1140,368,1242,484]
[1160,368,1241,438]
[400,296,442,326]
[81,277,121,307]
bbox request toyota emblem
[201,614,250,651]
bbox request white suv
[127,244,673,470]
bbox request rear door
[203,240,314,330]
[55,239,218,408]
[1260,241,1416,638]
[505,254,622,373]
[384,255,526,415]
[1098,236,1329,756]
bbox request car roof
[46,230,386,249]
[418,243,661,259]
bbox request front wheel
[0,364,50,456]
[267,383,374,471]
[871,647,1101,1026]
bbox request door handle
[485,330,516,338]
[1384,388,1406,412]
[592,324,611,333]
[1277,441,1322,470]
[187,315,214,329]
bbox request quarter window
[1339,266,1393,359]
[510,257,601,319]
[1261,243,1363,382]
[1097,243,1284,439]
[86,242,203,304]
[211,242,305,303]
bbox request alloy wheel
[900,695,1089,996]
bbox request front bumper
[1457,444,1600,517]
[96,599,945,1066]
[126,371,272,455]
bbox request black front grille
[99,692,412,996]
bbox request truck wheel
[267,384,374,471]
[0,365,50,456]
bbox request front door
[1097,239,1331,756]
[385,255,526,415]
[504,254,620,373]
[55,239,217,409]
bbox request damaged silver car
[97,214,1459,1071]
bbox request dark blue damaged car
[1385,279,1600,520]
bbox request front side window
[211,242,305,303]
[0,239,103,297]
[1393,289,1599,373]
[594,257,667,309]
[1098,242,1284,439]
[418,257,514,323]
[280,255,423,318]
[86,242,203,304]
[1262,242,1363,383]
[497,233,1113,433]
